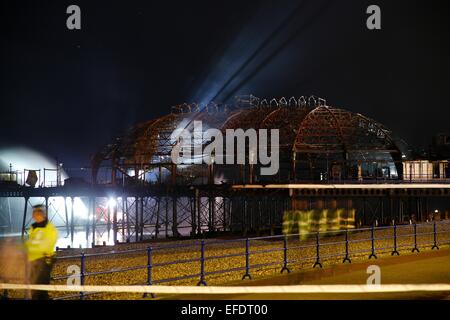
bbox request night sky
[1,0,449,168]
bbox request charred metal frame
[1,96,449,245]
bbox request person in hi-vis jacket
[25,205,58,299]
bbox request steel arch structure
[86,95,410,239]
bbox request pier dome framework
[92,95,407,185]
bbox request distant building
[402,132,450,181]
[432,132,450,159]
[402,159,448,181]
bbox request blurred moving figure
[25,205,58,299]
[0,238,27,299]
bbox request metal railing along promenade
[42,220,450,300]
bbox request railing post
[143,247,155,298]
[342,229,351,263]
[313,232,322,268]
[280,236,290,273]
[412,223,419,253]
[242,238,252,279]
[197,240,207,286]
[369,224,377,259]
[431,221,439,250]
[80,252,85,300]
[391,223,399,256]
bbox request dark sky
[1,0,450,168]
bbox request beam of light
[190,0,303,104]
[107,198,117,210]
[221,0,334,103]
[209,0,308,103]
[190,0,334,105]
[172,2,317,156]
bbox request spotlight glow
[107,198,117,210]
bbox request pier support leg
[21,197,29,239]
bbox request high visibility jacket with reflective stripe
[25,221,58,262]
[283,209,356,240]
